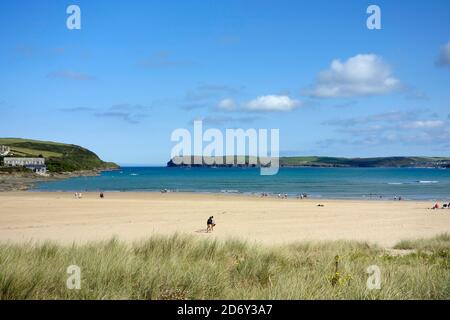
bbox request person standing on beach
[206,216,216,232]
[207,216,212,232]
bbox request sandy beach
[0,192,449,248]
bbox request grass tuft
[393,233,450,251]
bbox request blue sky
[0,0,449,165]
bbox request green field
[0,234,448,299]
[0,138,118,172]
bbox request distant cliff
[0,138,119,173]
[167,156,450,168]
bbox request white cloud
[244,95,300,112]
[217,98,236,111]
[437,41,450,67]
[305,54,401,98]
[322,110,450,148]
[192,115,260,125]
[402,120,445,129]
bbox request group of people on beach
[73,192,105,199]
[260,192,308,199]
[431,202,450,210]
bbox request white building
[0,145,10,156]
[3,157,47,175]
[4,157,45,166]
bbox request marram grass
[393,233,450,251]
[0,234,448,300]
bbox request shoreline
[26,189,450,202]
[1,191,448,248]
[0,169,114,192]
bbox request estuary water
[34,167,450,201]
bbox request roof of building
[4,157,45,160]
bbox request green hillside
[0,138,119,173]
[168,156,450,168]
[279,156,450,167]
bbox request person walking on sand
[206,216,216,233]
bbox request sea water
[34,167,450,201]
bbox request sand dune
[0,192,449,247]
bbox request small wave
[418,180,438,184]
[388,182,403,185]
[130,173,138,176]
[220,189,239,193]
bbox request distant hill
[167,156,450,168]
[0,138,119,173]
[278,156,450,168]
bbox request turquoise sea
[34,167,450,201]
